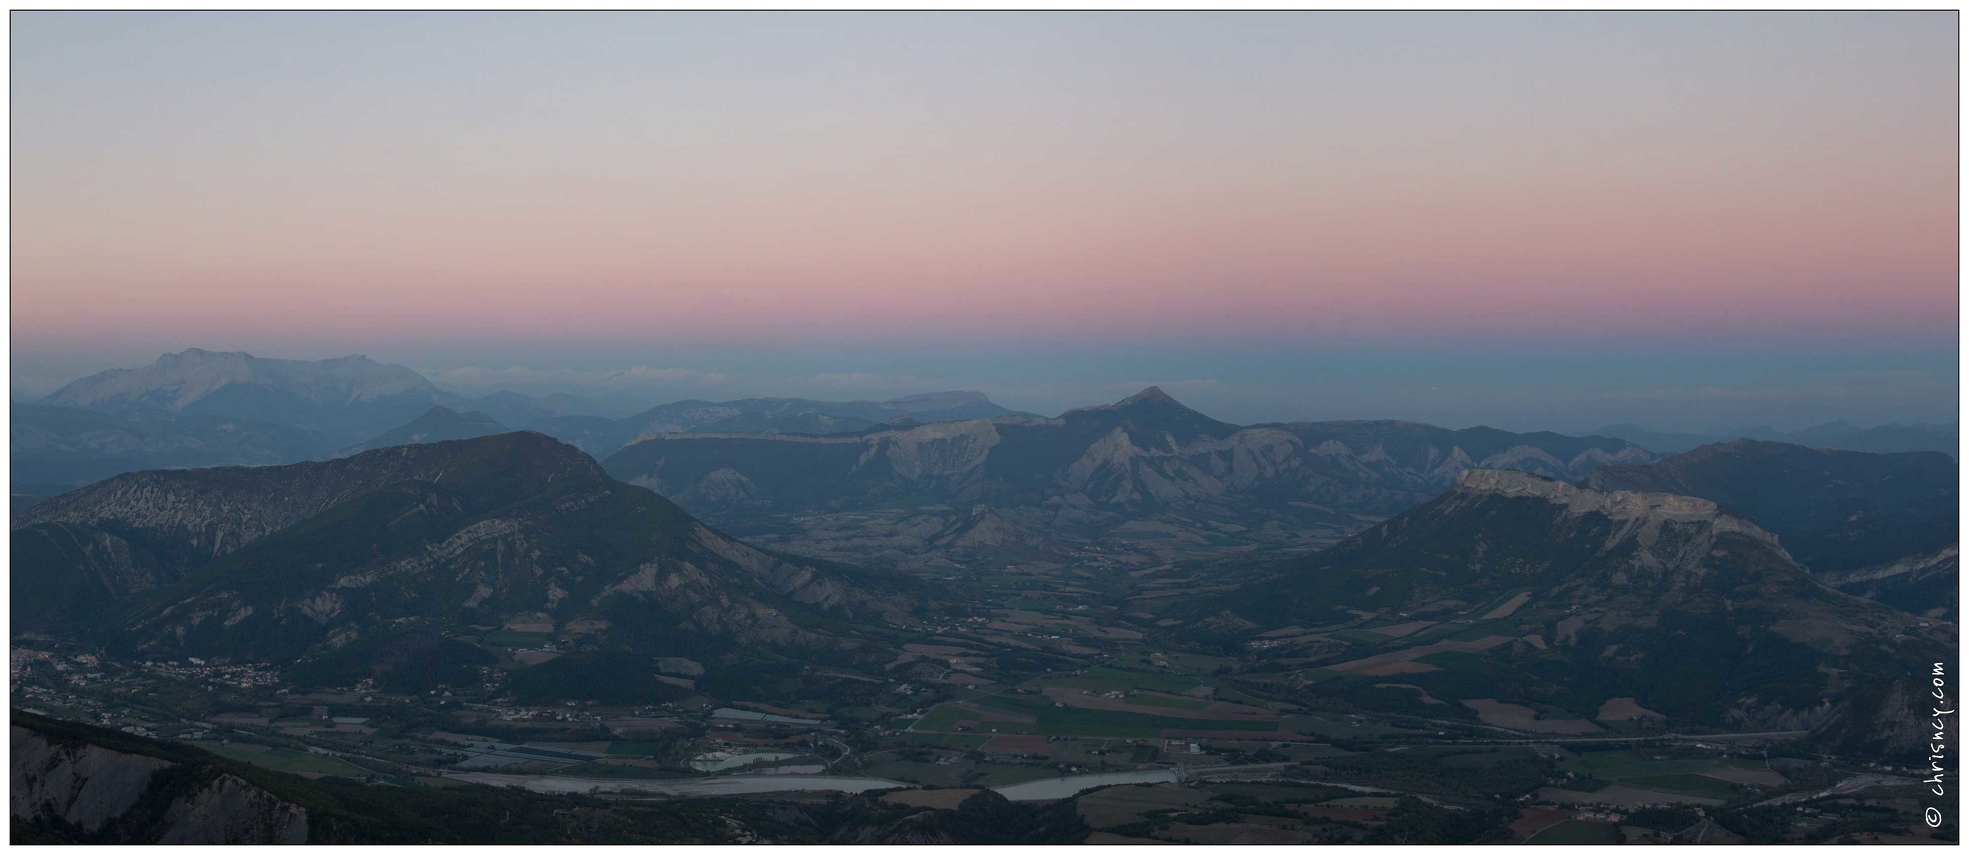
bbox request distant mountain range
[11,349,1025,509]
[16,350,1953,618]
[1588,420,1958,456]
[13,432,928,687]
[599,386,1655,570]
[1175,468,1948,730]
[467,389,654,427]
[334,406,508,457]
[527,390,1022,457]
[43,349,443,447]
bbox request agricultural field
[1068,780,1486,844]
[196,743,374,777]
[1037,665,1201,694]
[479,630,553,648]
[913,691,1282,738]
[1527,819,1621,844]
[1555,747,1783,795]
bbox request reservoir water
[990,769,1180,801]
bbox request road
[824,737,853,772]
[1753,773,1918,807]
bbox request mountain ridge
[13,432,928,670]
[1581,438,1956,576]
[528,391,1021,457]
[600,388,1655,570]
[1588,420,1958,457]
[45,349,438,412]
[1175,468,1946,728]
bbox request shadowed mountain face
[1582,439,1957,619]
[1176,469,1949,728]
[13,713,310,844]
[599,388,1652,571]
[335,406,508,456]
[12,433,925,673]
[1816,545,1958,622]
[687,411,879,436]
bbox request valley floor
[12,556,1954,846]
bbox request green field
[202,744,371,777]
[1530,820,1620,844]
[1126,692,1211,711]
[1558,750,1760,779]
[1207,683,1276,709]
[1414,650,1487,668]
[1620,773,1740,796]
[1330,629,1391,645]
[1439,748,1541,769]
[897,731,991,749]
[1159,652,1238,672]
[1445,622,1518,642]
[1035,666,1201,695]
[606,740,674,756]
[914,693,1278,738]
[480,630,552,647]
[912,706,976,732]
[1555,750,1757,796]
[1468,590,1529,617]
[1278,715,1405,737]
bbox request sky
[11,12,1958,431]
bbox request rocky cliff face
[1582,439,1956,574]
[1582,438,1957,619]
[1296,468,1814,612]
[1178,469,1950,729]
[12,725,307,843]
[1451,467,1788,562]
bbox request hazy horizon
[10,342,1956,435]
[12,12,1958,434]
